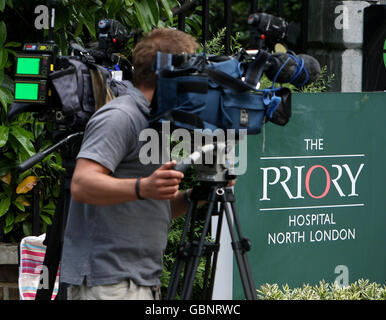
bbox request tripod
[16,132,83,300]
[167,181,257,300]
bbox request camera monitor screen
[16,57,41,76]
[14,79,48,104]
[14,82,39,100]
[15,54,52,78]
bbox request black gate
[173,0,309,54]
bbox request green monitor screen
[16,57,40,75]
[14,82,39,101]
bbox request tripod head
[174,142,237,184]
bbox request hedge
[257,279,386,300]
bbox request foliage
[0,3,64,241]
[0,0,180,241]
[4,0,179,55]
[1,0,337,300]
[257,279,386,300]
[203,27,242,55]
[295,66,335,93]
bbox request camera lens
[98,19,108,30]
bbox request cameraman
[59,28,200,300]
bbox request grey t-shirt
[60,88,171,287]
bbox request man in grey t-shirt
[60,28,200,300]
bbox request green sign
[234,92,386,299]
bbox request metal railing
[173,0,309,53]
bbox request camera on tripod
[11,16,133,136]
[248,12,301,52]
[248,12,288,43]
[150,15,321,300]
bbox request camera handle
[17,132,83,173]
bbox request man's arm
[71,158,184,206]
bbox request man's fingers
[156,178,182,187]
[156,169,184,180]
[158,185,179,195]
[158,190,180,200]
[159,160,177,171]
[158,161,184,178]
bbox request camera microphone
[265,52,321,87]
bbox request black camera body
[11,19,133,135]
[98,19,129,52]
[248,13,289,51]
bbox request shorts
[67,279,161,300]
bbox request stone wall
[307,0,381,92]
[0,243,19,300]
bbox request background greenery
[258,279,386,300]
[0,0,337,299]
[0,0,183,242]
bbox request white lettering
[34,5,49,30]
[343,163,364,196]
[335,265,349,288]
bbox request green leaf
[0,0,5,12]
[10,126,36,157]
[5,211,14,226]
[159,0,173,24]
[79,7,96,39]
[74,22,84,39]
[134,2,151,33]
[11,126,34,141]
[40,214,52,225]
[23,221,32,236]
[0,48,8,69]
[0,124,9,147]
[0,86,12,110]
[0,160,11,176]
[0,21,6,47]
[13,200,25,212]
[0,197,11,217]
[3,224,13,234]
[4,42,20,48]
[15,212,29,223]
[105,0,115,13]
[42,200,56,215]
[145,0,159,27]
[1,73,13,92]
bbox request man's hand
[140,161,184,200]
[227,179,237,187]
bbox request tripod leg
[166,199,198,300]
[180,189,217,300]
[229,202,257,297]
[204,202,224,299]
[222,191,257,300]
